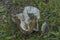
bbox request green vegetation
[0,8,5,12]
[0,0,60,40]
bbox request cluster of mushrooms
[11,6,48,36]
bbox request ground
[0,0,60,40]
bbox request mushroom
[11,6,40,34]
[23,6,40,32]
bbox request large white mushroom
[11,6,41,33]
[23,6,40,32]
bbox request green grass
[0,0,60,40]
[0,8,5,12]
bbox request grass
[0,0,60,40]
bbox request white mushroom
[23,6,40,31]
[11,6,40,32]
[41,22,47,33]
[16,13,30,31]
